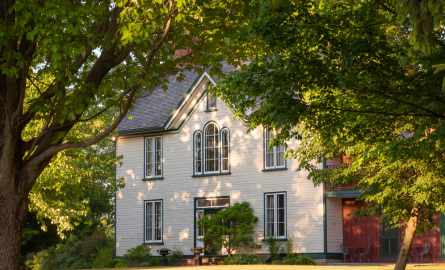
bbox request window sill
[204,109,217,112]
[262,168,287,172]
[142,177,164,181]
[262,238,288,242]
[142,242,164,245]
[192,172,231,178]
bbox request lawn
[89,265,445,270]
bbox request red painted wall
[342,199,440,263]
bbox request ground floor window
[265,192,286,238]
[145,200,162,243]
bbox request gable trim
[164,71,216,130]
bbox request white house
[114,63,343,263]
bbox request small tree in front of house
[197,202,260,257]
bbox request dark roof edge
[117,125,166,135]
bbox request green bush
[296,256,315,265]
[122,245,152,264]
[167,245,184,266]
[24,230,109,270]
[264,236,282,261]
[218,253,263,265]
[104,258,123,268]
[91,238,114,268]
[114,259,129,268]
[283,258,295,265]
[197,202,260,256]
[149,256,161,266]
[271,260,278,265]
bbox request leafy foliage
[218,253,263,265]
[25,230,109,270]
[296,256,315,265]
[214,0,445,244]
[122,245,152,264]
[263,236,282,261]
[197,202,260,256]
[167,245,184,266]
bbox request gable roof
[117,62,241,135]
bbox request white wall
[115,78,325,256]
[326,197,343,253]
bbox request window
[194,132,203,174]
[221,129,229,172]
[145,136,162,178]
[196,198,230,208]
[145,200,162,243]
[265,130,285,169]
[265,193,286,238]
[204,124,219,173]
[206,82,217,110]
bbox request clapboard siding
[116,78,324,256]
[326,197,343,253]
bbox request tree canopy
[213,0,445,269]
[0,0,260,269]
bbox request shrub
[271,260,278,265]
[105,258,123,268]
[283,235,297,264]
[149,256,161,266]
[24,231,110,270]
[296,256,315,265]
[218,253,263,265]
[197,202,261,256]
[263,236,281,261]
[91,238,114,268]
[114,259,129,268]
[167,245,184,266]
[122,245,152,264]
[283,258,295,265]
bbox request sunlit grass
[88,265,445,270]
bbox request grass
[88,265,445,270]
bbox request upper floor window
[145,136,162,178]
[193,123,230,176]
[145,200,162,243]
[265,130,285,169]
[221,128,229,172]
[206,83,217,111]
[194,131,202,175]
[205,123,219,173]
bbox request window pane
[266,195,274,208]
[215,198,229,206]
[267,223,274,236]
[278,222,285,237]
[278,209,285,222]
[146,138,153,152]
[156,137,161,151]
[195,133,202,174]
[222,159,229,171]
[156,164,161,176]
[197,199,212,207]
[267,209,274,223]
[278,195,285,208]
[146,164,153,177]
[197,210,204,236]
[146,203,153,241]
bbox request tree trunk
[0,173,31,270]
[394,214,418,270]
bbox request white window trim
[221,128,230,173]
[264,130,286,169]
[194,131,203,175]
[204,123,220,174]
[265,193,286,239]
[144,200,163,243]
[145,136,163,178]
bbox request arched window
[204,123,219,173]
[221,129,229,172]
[194,132,202,174]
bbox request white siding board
[116,78,325,256]
[326,197,343,253]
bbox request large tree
[213,1,445,269]
[0,0,258,269]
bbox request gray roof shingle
[118,62,241,133]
